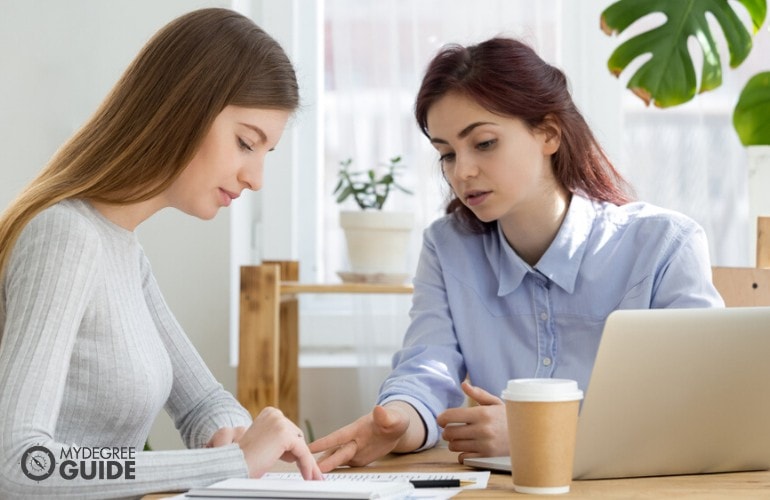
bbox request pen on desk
[409,479,475,488]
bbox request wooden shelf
[238,261,413,423]
[280,281,413,296]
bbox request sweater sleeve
[0,209,249,499]
[139,252,254,447]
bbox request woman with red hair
[311,37,723,470]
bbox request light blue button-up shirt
[377,194,724,449]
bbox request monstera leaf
[734,71,770,145]
[601,0,767,108]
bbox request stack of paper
[185,477,414,499]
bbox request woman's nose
[239,158,264,191]
[453,154,479,180]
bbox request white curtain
[621,101,749,266]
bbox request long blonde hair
[0,8,298,280]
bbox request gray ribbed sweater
[0,199,252,499]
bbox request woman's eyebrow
[430,121,496,144]
[239,122,267,143]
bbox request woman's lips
[465,190,491,207]
[219,188,239,207]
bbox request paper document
[264,471,489,488]
[185,477,414,499]
[263,471,490,499]
[174,471,490,500]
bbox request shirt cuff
[378,394,439,452]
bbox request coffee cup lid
[501,378,584,402]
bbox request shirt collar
[491,194,596,296]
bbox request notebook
[465,307,770,479]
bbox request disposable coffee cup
[501,378,583,494]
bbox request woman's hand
[309,403,420,473]
[237,407,323,480]
[436,381,509,462]
[206,426,247,447]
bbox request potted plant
[333,155,415,282]
[601,0,770,259]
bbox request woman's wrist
[384,401,427,452]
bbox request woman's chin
[469,208,495,224]
[180,206,219,220]
[200,209,219,220]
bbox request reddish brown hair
[415,37,634,233]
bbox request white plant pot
[339,210,414,277]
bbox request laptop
[464,307,770,479]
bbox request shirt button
[542,357,552,366]
[540,312,548,321]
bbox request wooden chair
[711,216,770,307]
[711,267,770,307]
[237,261,412,423]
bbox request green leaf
[394,183,414,195]
[334,154,412,209]
[332,178,344,195]
[335,185,353,204]
[734,71,770,146]
[601,0,766,108]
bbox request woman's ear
[539,114,561,155]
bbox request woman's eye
[238,138,254,152]
[477,139,497,150]
[439,152,455,164]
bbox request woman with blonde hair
[0,8,321,498]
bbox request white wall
[0,0,233,451]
